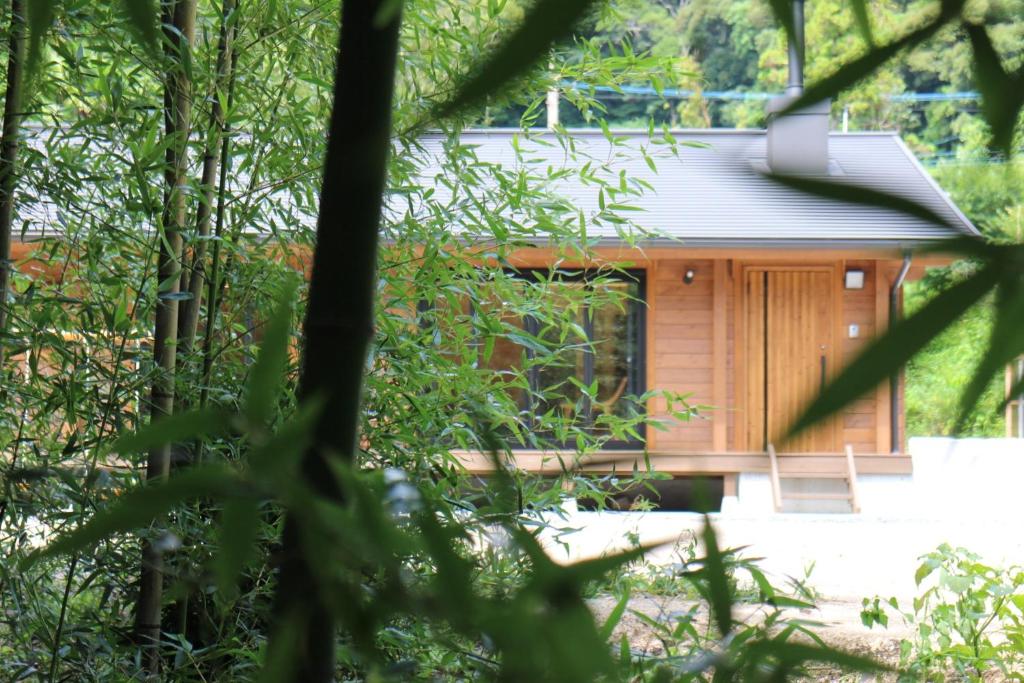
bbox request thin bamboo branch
[0,0,25,368]
[135,0,196,673]
[178,0,237,353]
[267,0,402,679]
[198,48,239,424]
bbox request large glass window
[481,270,646,448]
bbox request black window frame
[504,267,647,450]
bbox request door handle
[820,354,827,392]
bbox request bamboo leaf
[434,0,600,118]
[372,0,403,27]
[779,8,957,115]
[955,276,1024,431]
[247,397,322,483]
[599,586,630,641]
[245,279,297,425]
[120,0,160,51]
[699,516,733,636]
[850,0,874,46]
[24,465,241,566]
[791,265,1001,437]
[999,374,1024,414]
[25,0,57,74]
[215,495,261,596]
[112,408,234,455]
[748,640,886,672]
[560,541,658,585]
[765,0,797,60]
[964,23,1024,156]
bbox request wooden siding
[650,260,716,451]
[647,256,898,455]
[841,260,879,453]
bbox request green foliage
[0,0,1021,679]
[905,286,1004,436]
[862,545,1024,680]
[904,160,1024,436]
[596,530,883,681]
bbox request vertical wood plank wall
[648,257,893,454]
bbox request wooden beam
[499,246,958,269]
[723,473,737,497]
[712,260,727,451]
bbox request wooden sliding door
[743,266,838,452]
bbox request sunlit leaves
[25,0,161,73]
[434,0,601,118]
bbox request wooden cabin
[429,123,978,497]
[4,120,979,510]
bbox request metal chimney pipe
[787,0,805,95]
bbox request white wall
[909,437,1024,516]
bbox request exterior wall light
[844,269,865,289]
[683,268,696,285]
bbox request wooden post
[845,444,861,513]
[733,263,747,451]
[874,264,891,453]
[713,260,728,451]
[767,444,782,512]
[645,260,657,450]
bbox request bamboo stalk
[0,0,25,368]
[167,26,240,645]
[198,48,238,422]
[268,0,402,679]
[135,0,196,672]
[178,0,236,353]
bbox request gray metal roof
[410,128,977,249]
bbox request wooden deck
[451,449,913,477]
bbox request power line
[561,80,980,103]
